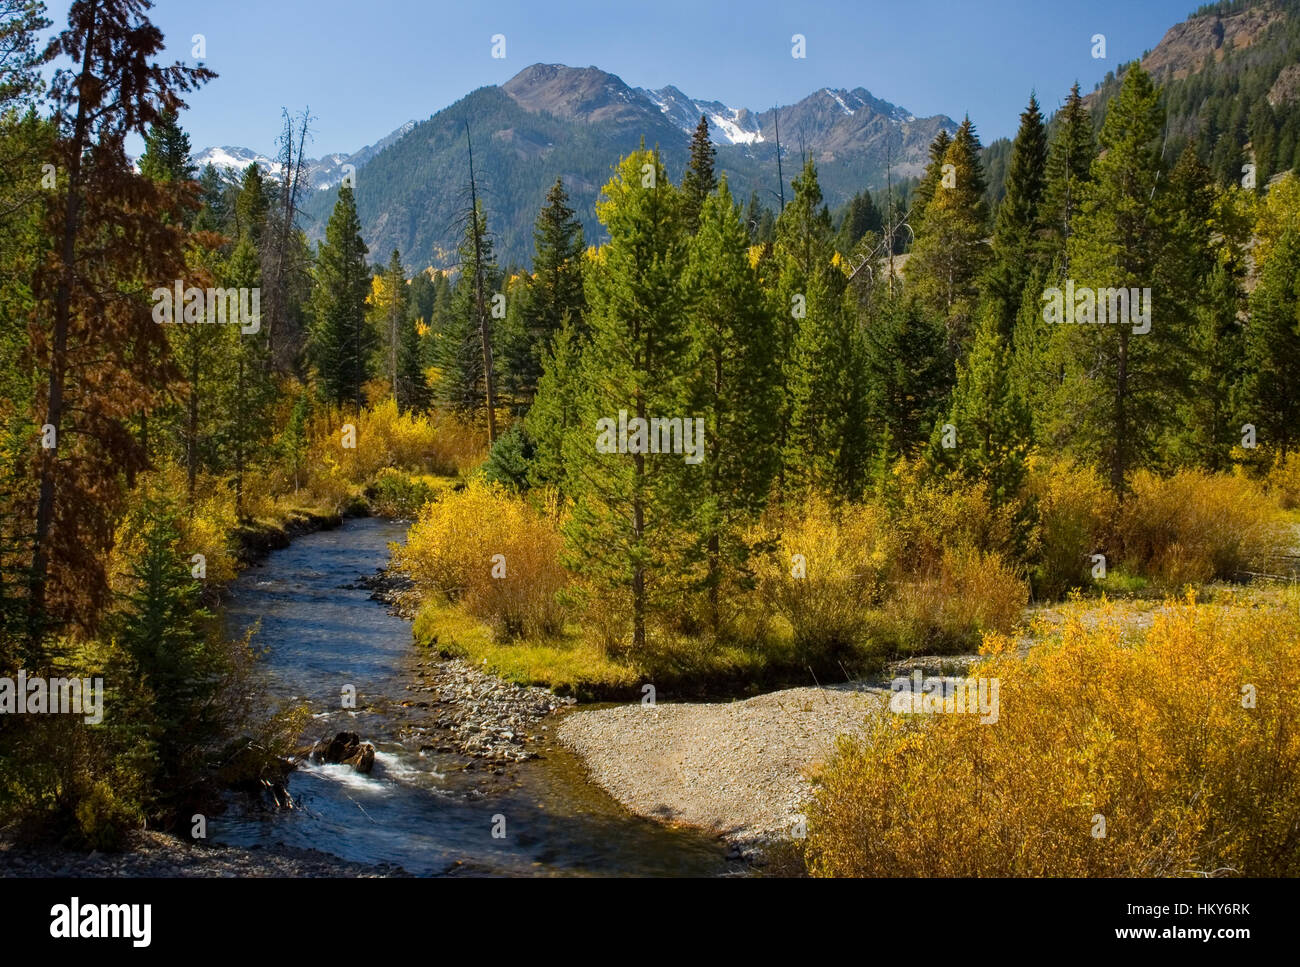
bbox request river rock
[315,731,376,773]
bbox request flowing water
[213,516,730,876]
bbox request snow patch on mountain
[192,120,416,190]
[824,88,856,115]
[636,85,764,145]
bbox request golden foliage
[1028,458,1117,598]
[877,546,1028,653]
[320,398,486,483]
[1119,469,1288,584]
[804,595,1300,877]
[748,495,895,659]
[392,479,569,638]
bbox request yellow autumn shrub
[893,474,1023,575]
[1264,451,1300,510]
[749,495,895,661]
[1120,469,1288,584]
[876,546,1028,653]
[804,595,1300,877]
[322,398,487,483]
[393,479,568,637]
[1028,458,1117,599]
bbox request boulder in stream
[314,731,376,774]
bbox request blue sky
[45,0,1198,155]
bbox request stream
[212,516,731,876]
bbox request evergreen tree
[408,269,437,325]
[234,162,267,245]
[436,201,500,417]
[985,94,1048,340]
[29,0,212,633]
[397,301,431,413]
[1048,64,1185,495]
[862,296,952,463]
[138,109,195,183]
[192,162,231,234]
[834,189,883,258]
[681,115,717,234]
[109,494,223,808]
[1165,147,1243,470]
[912,129,953,231]
[498,269,535,411]
[562,148,694,655]
[684,177,781,634]
[371,249,409,399]
[525,318,583,493]
[1241,227,1300,456]
[1042,83,1096,270]
[309,183,373,413]
[785,272,869,498]
[217,233,276,516]
[937,307,1031,504]
[907,116,990,355]
[516,178,585,405]
[529,178,586,337]
[771,157,839,486]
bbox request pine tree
[192,162,231,233]
[436,201,500,418]
[0,0,50,108]
[234,163,267,245]
[912,129,953,231]
[396,302,431,412]
[684,177,781,634]
[109,494,223,807]
[1042,83,1096,270]
[562,148,694,655]
[29,0,212,634]
[309,182,373,413]
[681,115,717,234]
[371,249,409,400]
[1241,227,1300,456]
[1048,64,1185,496]
[138,109,195,183]
[785,272,869,498]
[525,318,583,493]
[985,94,1048,340]
[938,307,1031,504]
[217,233,275,517]
[1164,147,1243,470]
[834,189,882,258]
[498,270,535,412]
[907,116,990,356]
[529,178,586,336]
[862,296,952,463]
[517,178,585,405]
[770,157,839,486]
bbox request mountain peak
[502,63,644,123]
[1142,0,1283,81]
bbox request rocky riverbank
[393,656,576,764]
[556,655,986,861]
[0,830,404,877]
[558,683,889,860]
[352,565,577,764]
